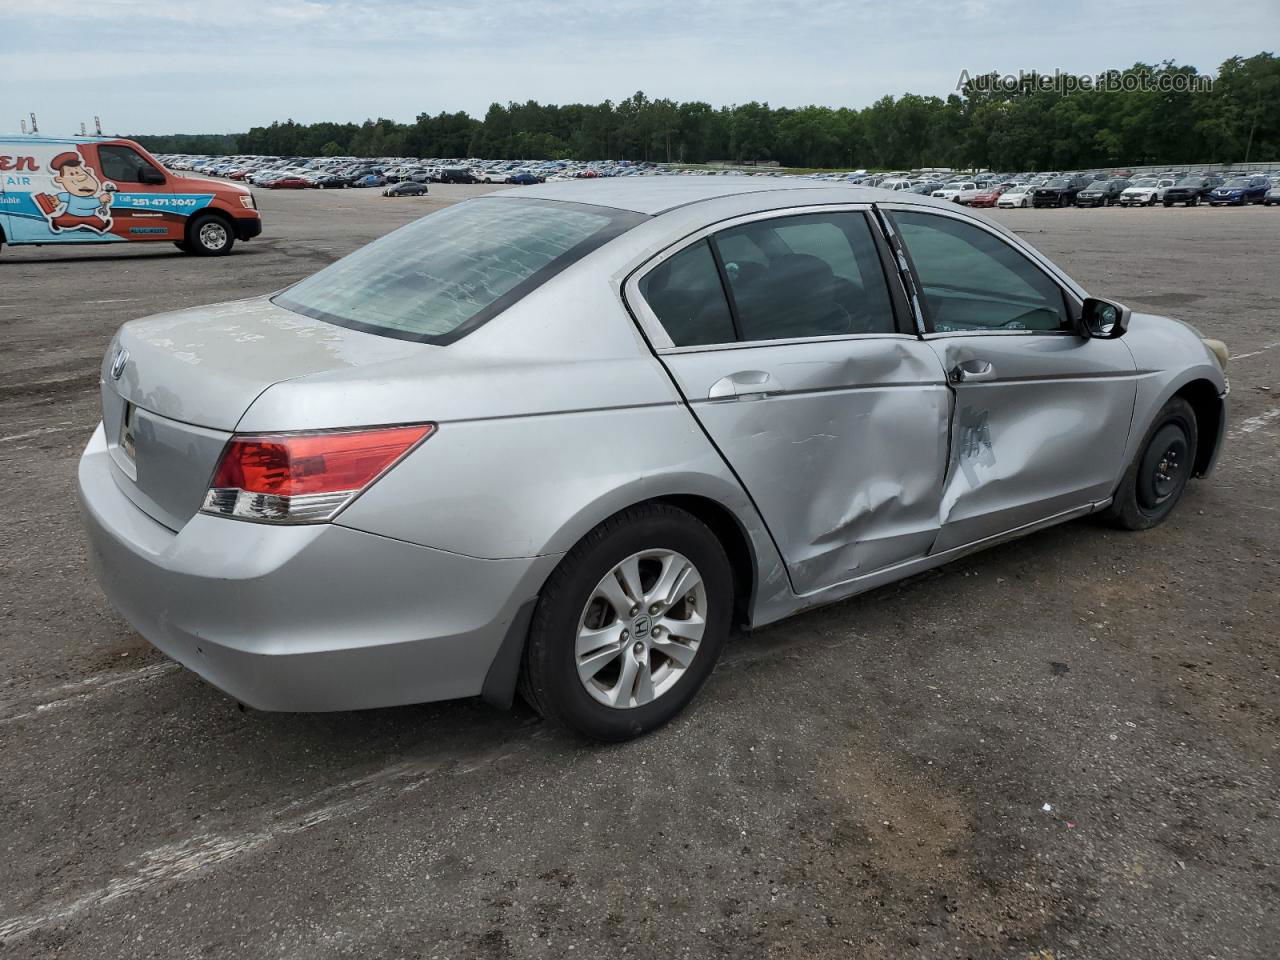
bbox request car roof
[496,175,905,215]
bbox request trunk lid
[102,296,424,530]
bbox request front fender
[1120,313,1228,475]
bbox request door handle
[708,370,777,401]
[949,359,996,383]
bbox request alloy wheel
[575,549,707,709]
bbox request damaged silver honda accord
[79,178,1229,740]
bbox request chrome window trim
[874,201,1087,337]
[622,202,895,354]
[658,331,920,355]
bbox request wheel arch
[185,205,234,238]
[480,491,770,711]
[1173,377,1226,477]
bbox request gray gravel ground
[0,185,1277,960]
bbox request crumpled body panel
[663,337,951,595]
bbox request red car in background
[968,184,1008,208]
[269,176,311,190]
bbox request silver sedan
[79,178,1230,740]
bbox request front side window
[891,210,1068,333]
[97,145,162,184]
[275,198,644,343]
[714,212,895,340]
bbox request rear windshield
[274,198,644,344]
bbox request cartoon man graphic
[34,151,115,234]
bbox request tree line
[131,53,1278,170]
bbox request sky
[1,0,1271,136]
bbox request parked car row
[907,170,1280,210]
[156,153,684,191]
[156,152,1280,212]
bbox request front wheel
[520,503,734,741]
[184,214,235,256]
[1104,397,1198,530]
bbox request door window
[637,239,737,347]
[713,212,895,340]
[97,145,163,184]
[891,211,1069,333]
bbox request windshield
[1044,179,1068,188]
[1222,178,1251,188]
[274,198,645,344]
[1129,178,1157,187]
[1176,178,1204,186]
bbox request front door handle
[949,359,996,383]
[708,370,778,401]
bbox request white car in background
[1119,177,1176,207]
[997,184,1036,208]
[957,183,994,205]
[878,179,915,192]
[476,169,511,184]
[932,181,976,202]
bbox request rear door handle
[949,359,996,383]
[708,370,778,401]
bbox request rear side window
[892,210,1068,333]
[716,212,895,341]
[275,198,645,344]
[638,241,736,347]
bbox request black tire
[1104,397,1198,531]
[520,503,734,741]
[1164,201,1173,207]
[184,213,235,256]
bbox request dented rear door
[662,340,951,594]
[627,205,951,597]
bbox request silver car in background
[79,179,1229,740]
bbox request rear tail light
[201,424,434,524]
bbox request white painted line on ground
[0,662,180,725]
[0,424,82,444]
[1232,407,1280,436]
[1229,341,1280,361]
[84,298,138,305]
[0,743,520,942]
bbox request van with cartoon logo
[0,136,261,257]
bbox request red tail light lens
[202,424,434,523]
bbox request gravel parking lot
[1,185,1277,959]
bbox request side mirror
[138,166,166,185]
[1078,297,1131,339]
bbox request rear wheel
[520,503,733,741]
[184,214,235,256]
[1104,397,1198,530]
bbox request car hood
[108,296,423,431]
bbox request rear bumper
[78,424,559,711]
[233,217,263,240]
